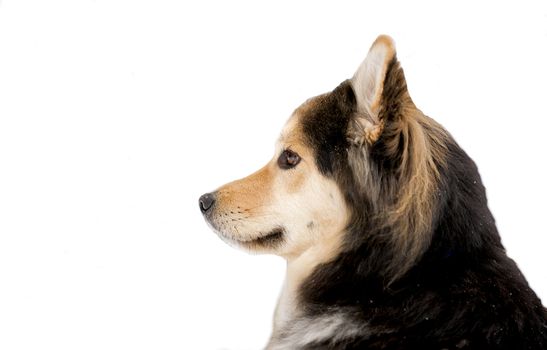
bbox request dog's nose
[199,192,216,213]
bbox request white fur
[267,312,371,350]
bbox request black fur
[298,76,547,348]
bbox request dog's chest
[268,310,370,350]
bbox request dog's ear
[349,35,409,145]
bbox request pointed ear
[349,35,398,144]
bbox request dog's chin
[218,227,285,251]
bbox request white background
[1,1,546,349]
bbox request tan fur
[350,51,450,279]
[209,107,350,326]
[217,165,274,216]
[381,107,449,278]
[342,35,452,281]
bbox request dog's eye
[278,150,301,170]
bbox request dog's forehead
[279,114,301,145]
[279,95,326,144]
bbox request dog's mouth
[244,228,285,246]
[222,227,285,248]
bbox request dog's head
[200,35,448,275]
[198,105,349,259]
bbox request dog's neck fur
[269,232,345,347]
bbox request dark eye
[277,149,301,169]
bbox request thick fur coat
[200,35,547,349]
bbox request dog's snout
[199,192,216,213]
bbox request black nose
[199,192,216,213]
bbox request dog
[199,35,547,349]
